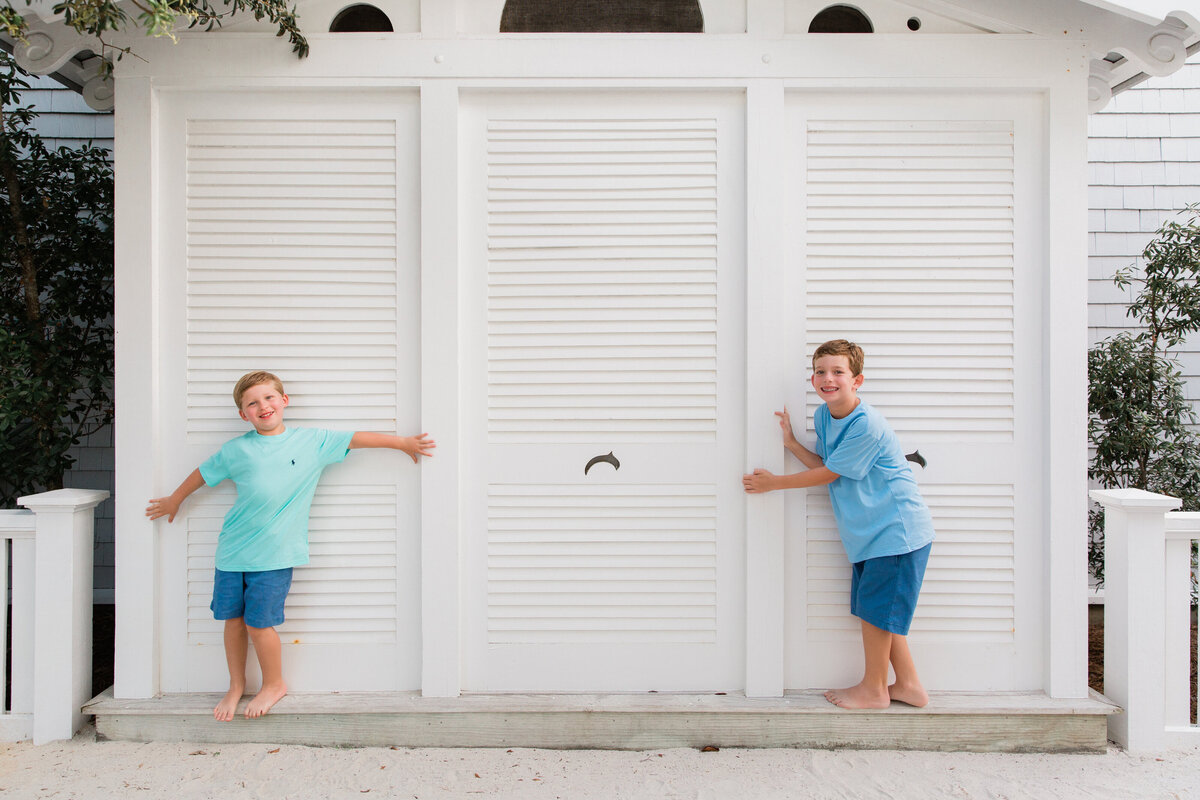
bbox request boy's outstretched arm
[776,406,824,470]
[742,466,839,494]
[349,432,436,463]
[146,468,206,522]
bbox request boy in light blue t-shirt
[146,371,435,721]
[743,339,934,709]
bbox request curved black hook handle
[584,452,620,476]
[905,450,927,469]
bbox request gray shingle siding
[16,74,114,152]
[1088,56,1200,407]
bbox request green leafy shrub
[1088,204,1200,585]
[0,53,113,506]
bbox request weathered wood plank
[86,690,1115,753]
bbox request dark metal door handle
[905,450,927,469]
[585,452,620,475]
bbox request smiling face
[811,354,863,418]
[238,382,289,436]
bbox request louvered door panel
[787,93,1042,691]
[463,92,745,692]
[487,484,717,644]
[805,486,1015,641]
[185,118,400,442]
[804,120,1015,442]
[486,118,719,443]
[186,483,400,644]
[158,91,421,693]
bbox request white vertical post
[20,489,109,745]
[0,532,6,714]
[113,74,161,700]
[1162,514,1200,730]
[744,80,786,698]
[1090,488,1181,751]
[1044,67,1090,700]
[10,531,36,717]
[0,511,36,743]
[420,80,462,697]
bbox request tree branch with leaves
[1088,204,1200,584]
[2,0,307,69]
[0,51,113,506]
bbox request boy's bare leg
[886,633,928,707]
[245,625,287,718]
[824,619,893,709]
[215,618,248,721]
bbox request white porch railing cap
[0,509,37,534]
[1089,487,1182,511]
[17,488,110,513]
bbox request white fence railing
[1091,488,1200,751]
[1163,511,1200,738]
[0,489,109,745]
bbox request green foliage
[0,52,113,507]
[2,0,307,67]
[1088,205,1200,584]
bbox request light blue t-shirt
[199,427,354,572]
[814,401,934,564]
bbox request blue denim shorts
[210,567,293,629]
[849,543,932,636]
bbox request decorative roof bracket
[6,8,114,110]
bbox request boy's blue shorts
[849,543,932,636]
[211,567,293,629]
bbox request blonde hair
[233,371,285,408]
[811,339,864,376]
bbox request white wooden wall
[112,6,1091,699]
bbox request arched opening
[330,4,394,32]
[808,5,873,33]
[500,0,703,33]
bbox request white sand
[3,725,1200,799]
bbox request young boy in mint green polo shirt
[742,339,934,709]
[146,371,435,721]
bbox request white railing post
[1090,488,1181,751]
[1162,512,1200,735]
[0,510,37,742]
[19,488,109,745]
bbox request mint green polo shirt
[199,427,354,572]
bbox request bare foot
[246,682,287,718]
[824,682,891,709]
[214,686,244,721]
[889,681,929,708]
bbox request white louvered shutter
[788,94,1042,690]
[461,93,745,692]
[157,92,422,693]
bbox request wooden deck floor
[85,689,1120,753]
